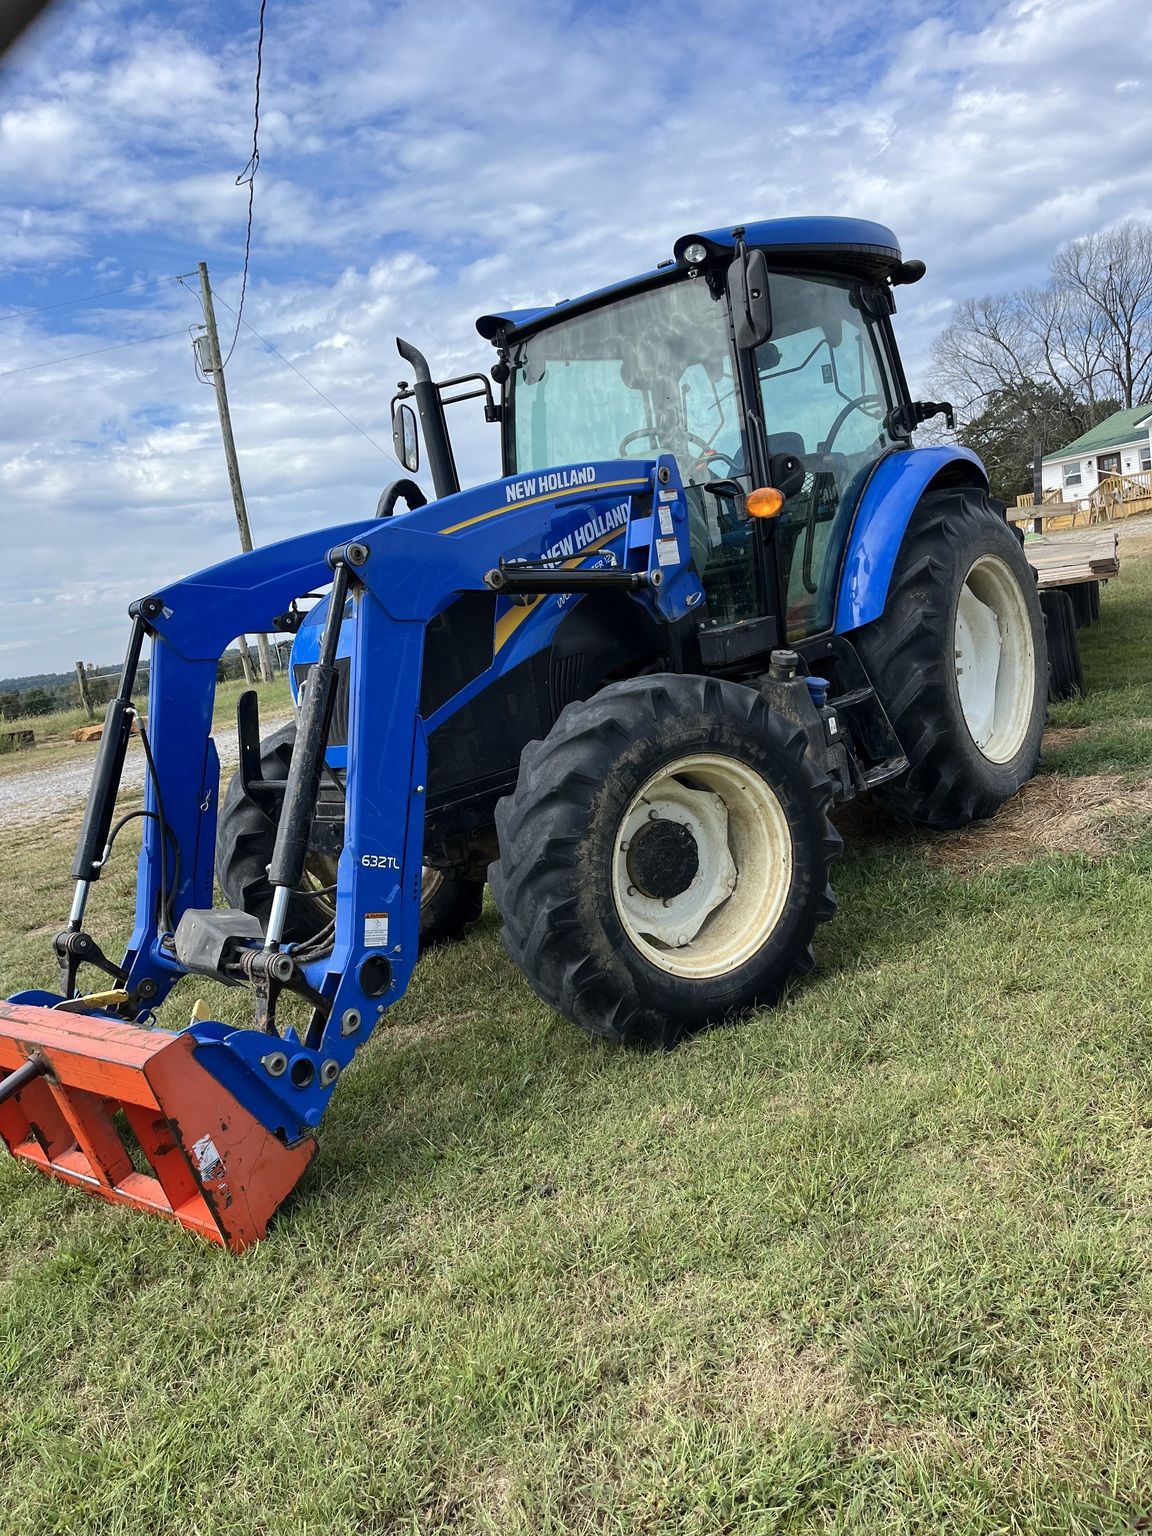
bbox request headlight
[682,241,708,265]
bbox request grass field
[2,546,1151,1534]
[0,674,292,781]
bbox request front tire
[853,486,1046,829]
[489,674,841,1048]
[216,721,484,950]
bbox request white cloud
[0,0,1150,675]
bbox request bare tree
[1052,223,1152,408]
[930,219,1152,430]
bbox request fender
[834,445,987,633]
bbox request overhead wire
[211,290,399,462]
[221,0,268,368]
[0,272,195,326]
[0,329,190,382]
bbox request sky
[0,0,1150,676]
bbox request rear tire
[1041,589,1086,701]
[1067,580,1099,630]
[489,674,841,1048]
[216,721,484,950]
[853,486,1047,829]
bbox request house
[1041,405,1152,501]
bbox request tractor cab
[398,218,938,664]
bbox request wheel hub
[610,753,794,978]
[625,817,700,900]
[615,771,739,952]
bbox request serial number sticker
[656,536,681,567]
[364,912,390,948]
[658,506,675,536]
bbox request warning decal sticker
[364,912,390,948]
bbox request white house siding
[1041,418,1152,502]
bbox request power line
[0,272,195,326]
[211,291,398,462]
[0,329,188,381]
[222,0,268,369]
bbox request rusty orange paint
[0,1000,316,1251]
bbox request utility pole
[195,261,275,685]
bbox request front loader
[0,218,1048,1247]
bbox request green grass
[0,674,293,781]
[1043,542,1152,773]
[2,566,1152,1534]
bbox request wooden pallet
[1023,527,1119,590]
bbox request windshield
[507,277,767,626]
[507,277,743,487]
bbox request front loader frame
[0,457,702,1247]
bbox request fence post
[75,663,95,722]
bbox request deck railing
[1014,469,1152,528]
[1090,470,1152,519]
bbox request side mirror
[726,248,772,350]
[392,401,419,473]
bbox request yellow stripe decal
[493,525,628,653]
[438,477,647,535]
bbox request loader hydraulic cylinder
[70,609,153,891]
[265,554,355,944]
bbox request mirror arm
[436,372,502,424]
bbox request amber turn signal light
[745,486,785,519]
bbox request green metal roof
[1043,405,1152,463]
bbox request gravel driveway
[0,718,289,832]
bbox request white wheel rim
[954,554,1036,764]
[610,752,793,979]
[421,866,444,904]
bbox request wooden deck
[1014,470,1152,531]
[1023,527,1120,589]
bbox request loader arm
[0,457,701,1248]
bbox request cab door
[750,273,902,639]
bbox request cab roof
[476,216,903,344]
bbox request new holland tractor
[0,218,1047,1248]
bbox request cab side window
[755,276,898,638]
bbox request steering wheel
[820,393,884,455]
[618,426,713,459]
[618,426,742,481]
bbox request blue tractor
[0,218,1047,1248]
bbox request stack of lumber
[1023,528,1119,589]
